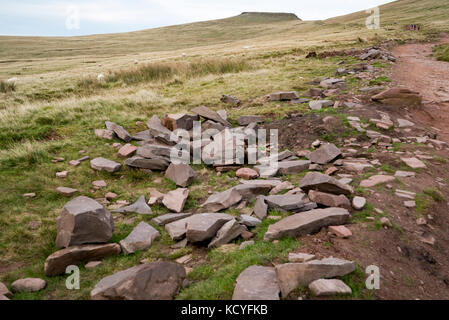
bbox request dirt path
[392,34,449,141]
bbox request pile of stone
[358,46,396,62]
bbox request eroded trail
[392,34,449,141]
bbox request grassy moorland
[0,0,449,300]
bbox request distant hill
[239,12,301,22]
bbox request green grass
[433,43,449,62]
[0,80,15,93]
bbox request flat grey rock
[165,216,192,240]
[136,144,172,159]
[277,160,311,175]
[306,143,341,164]
[253,196,268,220]
[240,215,261,227]
[162,188,189,213]
[264,207,350,241]
[113,195,152,214]
[192,106,231,127]
[202,188,242,212]
[152,213,193,226]
[186,213,234,243]
[237,115,263,126]
[309,100,334,110]
[125,156,170,170]
[11,278,46,293]
[309,279,352,296]
[90,157,121,173]
[265,194,317,213]
[120,222,160,255]
[165,163,195,187]
[232,266,280,300]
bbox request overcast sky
[0,0,394,36]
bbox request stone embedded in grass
[186,213,234,243]
[277,160,311,175]
[380,217,392,228]
[232,265,280,300]
[95,129,116,140]
[113,195,152,215]
[237,115,263,126]
[236,168,259,180]
[202,188,242,212]
[401,157,426,169]
[319,78,347,89]
[265,194,317,213]
[86,261,102,269]
[308,190,351,210]
[395,189,416,199]
[240,215,261,227]
[220,94,241,106]
[56,187,78,197]
[306,143,341,164]
[119,222,160,255]
[90,157,121,173]
[309,279,352,296]
[269,181,294,195]
[208,218,246,248]
[404,200,416,208]
[125,156,170,170]
[69,160,81,167]
[328,225,352,238]
[11,278,46,293]
[163,188,189,213]
[352,196,366,210]
[92,180,107,188]
[239,240,255,250]
[232,184,272,201]
[55,196,114,248]
[136,144,173,159]
[44,243,121,276]
[165,163,196,187]
[299,172,354,195]
[148,189,165,205]
[268,91,299,101]
[192,105,231,127]
[162,113,199,131]
[56,171,69,178]
[105,121,132,142]
[253,196,268,220]
[105,192,117,200]
[309,100,334,110]
[23,193,36,198]
[264,207,350,241]
[118,143,137,157]
[90,261,186,300]
[0,282,12,298]
[275,257,355,297]
[78,156,90,162]
[359,175,395,188]
[288,252,316,263]
[152,213,193,226]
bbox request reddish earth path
[392,34,449,141]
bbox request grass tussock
[0,80,16,93]
[81,57,252,87]
[433,44,449,62]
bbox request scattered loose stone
[56,196,114,248]
[162,113,198,131]
[208,219,245,248]
[253,196,268,220]
[397,119,415,128]
[202,188,242,212]
[120,222,160,255]
[264,207,350,241]
[105,121,132,142]
[395,189,416,200]
[288,252,316,263]
[163,188,189,213]
[395,170,416,178]
[148,189,165,205]
[328,225,352,238]
[237,115,263,126]
[176,254,193,264]
[44,244,121,276]
[265,194,317,213]
[125,156,170,170]
[86,261,103,269]
[92,180,107,188]
[352,196,366,210]
[269,91,299,101]
[90,157,121,173]
[309,279,352,296]
[270,181,294,195]
[118,143,137,157]
[105,192,117,200]
[152,213,192,226]
[165,163,196,187]
[221,95,241,106]
[56,187,78,197]
[371,88,422,108]
[240,215,261,227]
[275,258,355,297]
[308,190,351,210]
[23,193,36,198]
[69,160,81,167]
[232,265,280,300]
[186,213,234,243]
[91,261,186,300]
[192,106,231,127]
[277,160,311,175]
[359,175,395,188]
[380,217,392,228]
[95,129,116,140]
[405,201,416,208]
[0,282,12,298]
[299,172,354,195]
[401,157,426,169]
[113,195,152,214]
[306,143,341,164]
[56,171,69,178]
[309,100,334,110]
[11,278,46,293]
[236,168,259,180]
